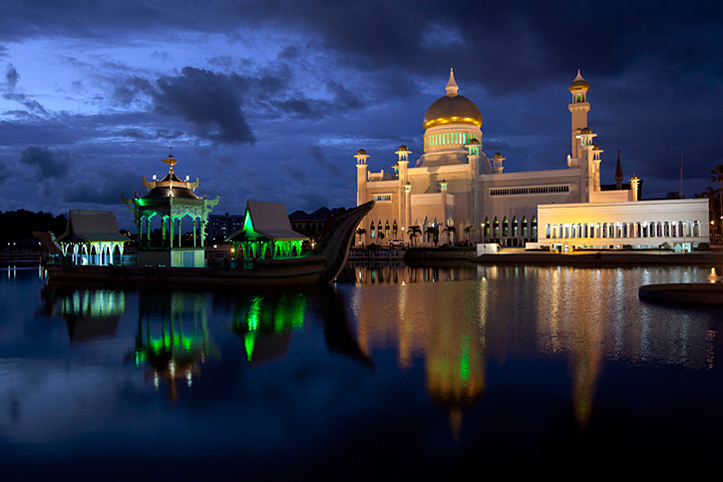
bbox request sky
[0,0,721,229]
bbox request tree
[464,225,478,244]
[355,227,366,246]
[408,225,421,246]
[712,164,723,235]
[426,225,439,246]
[442,224,456,245]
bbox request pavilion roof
[56,210,129,243]
[227,201,307,242]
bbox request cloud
[19,145,70,179]
[153,67,255,145]
[307,145,341,177]
[5,63,19,89]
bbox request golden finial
[161,147,177,173]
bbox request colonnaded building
[354,70,708,251]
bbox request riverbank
[472,250,723,267]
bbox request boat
[43,201,374,287]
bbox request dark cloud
[153,67,255,145]
[113,76,154,107]
[19,145,69,179]
[307,145,341,177]
[5,63,18,88]
[2,93,47,116]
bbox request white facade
[355,70,709,250]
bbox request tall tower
[568,70,590,162]
[354,149,369,206]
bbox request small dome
[580,127,593,134]
[468,138,480,145]
[398,145,409,151]
[569,69,590,92]
[593,144,602,151]
[356,148,367,155]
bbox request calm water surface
[1,263,722,479]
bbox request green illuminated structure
[226,201,307,261]
[122,153,219,267]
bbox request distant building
[207,212,245,243]
[354,69,708,251]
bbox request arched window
[521,216,528,237]
[531,216,537,239]
[378,221,383,239]
[502,217,508,237]
[370,221,375,239]
[392,220,398,238]
[693,220,700,237]
[512,216,518,237]
[483,217,490,239]
[493,217,499,238]
[385,220,390,239]
[545,223,551,239]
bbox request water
[1,263,722,479]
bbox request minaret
[354,149,369,206]
[466,138,480,228]
[492,152,505,174]
[568,70,590,162]
[395,145,411,231]
[576,127,597,203]
[615,151,623,190]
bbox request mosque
[354,70,709,251]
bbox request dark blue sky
[0,0,721,228]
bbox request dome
[493,152,503,158]
[580,127,593,134]
[569,69,590,92]
[423,70,482,130]
[398,145,409,151]
[356,148,367,155]
[424,95,482,130]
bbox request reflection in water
[345,263,721,432]
[39,285,125,342]
[230,292,306,364]
[134,291,215,400]
[4,264,723,477]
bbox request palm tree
[442,224,456,245]
[464,225,478,244]
[426,225,439,246]
[711,164,723,235]
[355,227,366,246]
[407,225,421,246]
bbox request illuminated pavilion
[226,200,308,261]
[55,209,129,265]
[122,153,219,267]
[355,69,709,251]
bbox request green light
[244,332,256,362]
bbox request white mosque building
[354,70,708,252]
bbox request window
[370,221,375,239]
[392,220,398,238]
[489,185,570,197]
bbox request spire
[446,68,459,96]
[615,150,623,189]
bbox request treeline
[0,210,67,246]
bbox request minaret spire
[615,150,623,190]
[446,68,459,96]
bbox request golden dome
[356,148,367,155]
[423,70,482,130]
[580,127,593,134]
[569,69,590,92]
